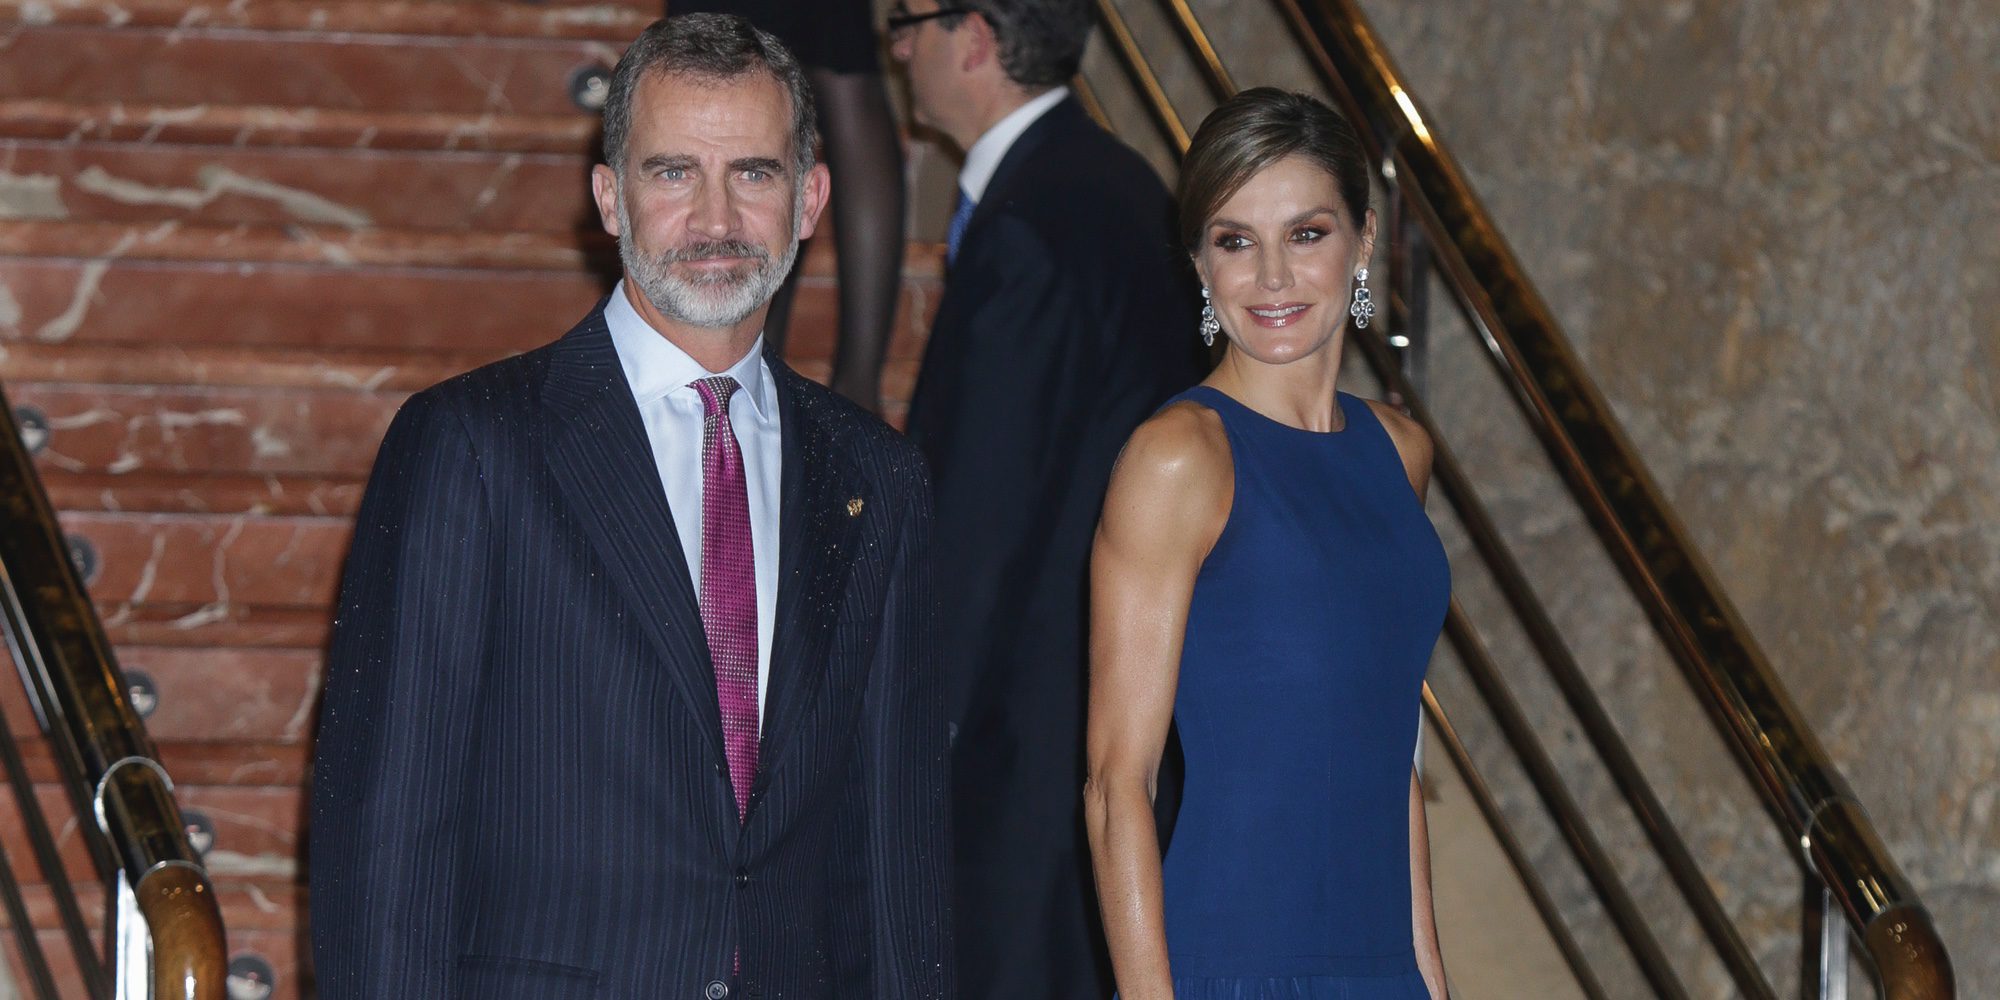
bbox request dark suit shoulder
[389,335,568,465]
[411,342,551,419]
[998,115,1171,225]
[778,365,930,501]
[976,117,1180,281]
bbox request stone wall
[1094,0,1999,994]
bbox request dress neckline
[1190,385,1358,438]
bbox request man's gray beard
[617,191,802,329]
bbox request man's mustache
[659,239,769,264]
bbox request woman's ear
[1358,207,1379,273]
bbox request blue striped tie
[946,187,975,266]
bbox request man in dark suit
[891,2,1204,997]
[309,15,951,1000]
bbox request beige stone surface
[1426,724,1592,1000]
[1090,0,1999,994]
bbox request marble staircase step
[16,739,311,788]
[4,0,652,39]
[0,98,600,155]
[2,25,612,117]
[1,341,503,393]
[10,381,406,477]
[100,602,333,650]
[60,509,352,608]
[3,645,322,747]
[3,139,604,234]
[38,470,367,518]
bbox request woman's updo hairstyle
[1176,87,1371,255]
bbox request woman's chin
[1231,329,1336,366]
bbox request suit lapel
[754,360,864,795]
[540,305,726,760]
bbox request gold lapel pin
[846,497,865,517]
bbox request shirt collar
[604,280,776,419]
[957,85,1070,204]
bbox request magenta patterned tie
[692,375,759,822]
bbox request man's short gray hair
[600,13,818,183]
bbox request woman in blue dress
[1084,88,1452,1000]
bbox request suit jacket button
[705,980,730,1000]
[735,866,751,886]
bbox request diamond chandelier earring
[1349,267,1375,330]
[1199,286,1220,347]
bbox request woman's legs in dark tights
[766,66,907,410]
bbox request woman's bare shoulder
[1101,400,1234,537]
[1120,401,1231,485]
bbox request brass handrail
[0,384,227,999]
[1159,0,1235,96]
[1085,0,1953,994]
[1092,0,1189,150]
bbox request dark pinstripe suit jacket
[309,304,952,1000]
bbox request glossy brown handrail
[1092,0,1189,150]
[137,862,229,1000]
[0,385,227,999]
[1106,0,1950,993]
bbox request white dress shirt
[957,85,1071,204]
[605,281,782,723]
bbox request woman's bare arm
[1083,404,1233,1000]
[1410,769,1449,998]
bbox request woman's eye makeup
[1209,220,1336,251]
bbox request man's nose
[689,177,736,237]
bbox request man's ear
[796,162,833,240]
[962,11,998,72]
[591,163,622,237]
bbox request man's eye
[659,167,688,181]
[742,169,770,182]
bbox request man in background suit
[892,2,1204,997]
[310,15,951,999]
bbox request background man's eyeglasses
[885,3,964,37]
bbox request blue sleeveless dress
[1156,386,1450,1000]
